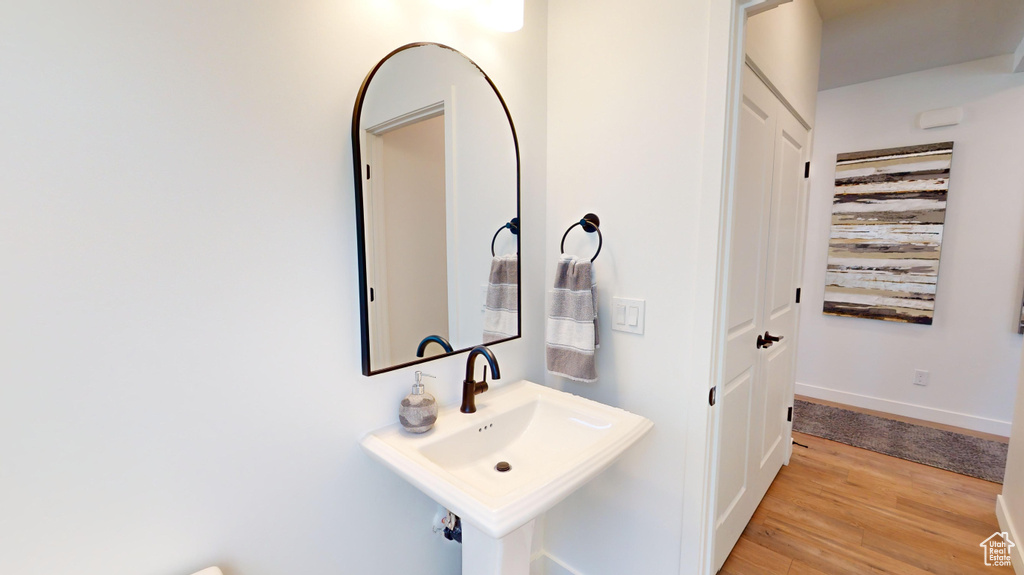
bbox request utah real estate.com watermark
[980,532,1015,567]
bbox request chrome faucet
[461,346,500,413]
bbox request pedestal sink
[361,380,653,575]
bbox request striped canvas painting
[823,142,954,325]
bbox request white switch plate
[611,297,645,334]
[913,369,929,386]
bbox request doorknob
[756,331,783,349]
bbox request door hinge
[795,287,801,303]
[787,407,793,422]
[804,162,810,178]
[366,164,371,179]
[709,386,717,407]
[369,287,375,302]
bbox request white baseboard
[529,553,582,575]
[529,555,546,575]
[794,382,1012,437]
[996,495,1023,574]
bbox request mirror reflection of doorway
[365,112,449,367]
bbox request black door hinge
[804,162,810,178]
[366,164,371,179]
[709,386,717,406]
[787,407,793,422]
[795,287,801,303]
[369,287,375,302]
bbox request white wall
[0,2,547,574]
[543,0,720,572]
[745,0,822,126]
[796,55,1024,436]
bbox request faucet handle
[477,366,489,394]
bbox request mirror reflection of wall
[353,43,520,375]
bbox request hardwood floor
[720,432,1012,575]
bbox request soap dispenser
[399,371,438,433]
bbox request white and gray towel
[483,254,518,343]
[546,254,598,382]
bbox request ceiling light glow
[476,0,524,32]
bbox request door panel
[713,64,777,570]
[713,64,810,571]
[766,124,807,326]
[760,343,789,466]
[761,108,808,471]
[715,370,753,522]
[725,91,773,342]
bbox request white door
[760,105,809,469]
[712,64,809,571]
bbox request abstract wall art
[823,142,954,325]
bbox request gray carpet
[792,400,1008,484]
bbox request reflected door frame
[362,96,459,366]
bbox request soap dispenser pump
[399,371,438,433]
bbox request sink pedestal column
[461,519,536,575]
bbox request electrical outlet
[913,369,929,386]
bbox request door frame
[684,1,800,574]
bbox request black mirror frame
[351,42,522,376]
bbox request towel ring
[560,213,602,262]
[491,217,520,257]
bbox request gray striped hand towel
[483,255,518,343]
[546,254,598,382]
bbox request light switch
[611,297,645,334]
[615,303,627,325]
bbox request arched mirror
[352,43,521,376]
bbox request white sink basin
[361,380,652,539]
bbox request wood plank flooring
[720,432,1012,575]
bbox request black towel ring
[560,213,602,262]
[491,217,520,257]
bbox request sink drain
[495,461,511,472]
